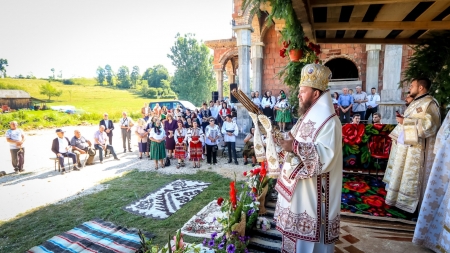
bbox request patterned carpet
[180,200,226,238]
[123,179,210,219]
[27,219,153,253]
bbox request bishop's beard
[298,98,313,116]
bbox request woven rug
[124,179,210,219]
[27,218,153,253]
[341,173,417,221]
[180,200,226,238]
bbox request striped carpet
[27,219,153,253]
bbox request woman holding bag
[204,116,221,165]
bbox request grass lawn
[0,170,231,253]
[0,78,175,134]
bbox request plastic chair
[367,135,392,176]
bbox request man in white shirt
[51,129,78,173]
[6,121,26,173]
[94,125,120,164]
[352,86,368,120]
[209,100,219,123]
[119,112,134,153]
[251,91,261,108]
[221,114,239,165]
[365,87,381,122]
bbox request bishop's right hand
[278,132,294,153]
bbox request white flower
[443,65,448,70]
[436,89,439,94]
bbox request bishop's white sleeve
[292,118,342,180]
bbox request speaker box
[230,83,238,103]
[212,91,218,102]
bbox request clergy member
[275,64,342,253]
[383,77,441,213]
[412,110,450,252]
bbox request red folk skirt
[189,136,202,161]
[174,137,186,159]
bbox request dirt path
[0,125,249,221]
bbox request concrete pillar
[233,25,253,96]
[251,42,264,94]
[366,44,381,91]
[378,45,405,124]
[233,24,253,147]
[214,69,224,101]
[226,71,235,84]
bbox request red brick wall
[320,44,368,90]
[399,45,414,98]
[261,26,289,95]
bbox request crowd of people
[333,86,382,124]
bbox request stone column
[214,69,224,101]
[226,70,235,84]
[233,24,253,148]
[366,44,381,91]
[378,45,405,124]
[251,42,264,94]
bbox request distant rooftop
[0,90,31,99]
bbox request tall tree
[96,66,106,85]
[167,33,215,106]
[51,68,55,79]
[39,83,63,101]
[117,66,131,89]
[130,66,140,89]
[0,59,8,78]
[142,64,170,88]
[105,64,114,86]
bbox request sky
[0,0,233,78]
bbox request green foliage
[39,83,63,101]
[142,65,170,89]
[0,58,9,78]
[130,66,141,89]
[168,33,215,106]
[0,82,21,90]
[117,66,131,89]
[402,32,450,108]
[62,79,75,85]
[96,66,106,85]
[105,64,115,86]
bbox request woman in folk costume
[218,101,230,127]
[135,118,149,159]
[275,94,292,132]
[149,119,166,169]
[261,91,274,120]
[274,64,342,253]
[412,110,450,252]
[187,121,204,168]
[164,113,177,159]
[204,116,221,165]
[174,120,187,169]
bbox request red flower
[230,181,237,209]
[253,168,261,175]
[217,197,224,206]
[260,167,267,178]
[308,42,314,49]
[344,181,370,193]
[304,36,309,42]
[243,171,247,176]
[372,124,384,131]
[252,187,257,193]
[342,124,366,145]
[282,41,290,48]
[377,187,387,196]
[369,135,392,155]
[315,59,319,64]
[362,195,385,208]
[279,48,287,58]
[250,170,254,174]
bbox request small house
[0,90,44,110]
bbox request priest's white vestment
[274,91,342,253]
[413,110,450,252]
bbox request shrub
[63,79,75,85]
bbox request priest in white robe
[274,64,342,253]
[412,110,450,252]
[383,78,441,213]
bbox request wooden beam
[314,21,450,30]
[309,0,441,8]
[292,0,316,42]
[316,38,422,44]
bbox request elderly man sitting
[94,125,120,164]
[51,129,78,174]
[71,130,96,167]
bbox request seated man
[372,112,382,124]
[94,125,120,164]
[51,129,78,173]
[71,130,96,166]
[351,114,361,124]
